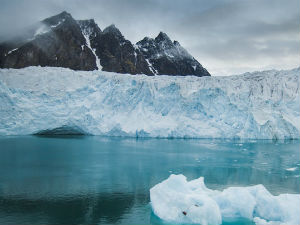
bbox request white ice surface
[150,174,300,225]
[0,66,299,138]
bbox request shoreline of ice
[0,66,299,139]
[150,174,300,225]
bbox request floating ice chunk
[150,175,222,225]
[215,186,256,219]
[150,174,300,225]
[285,167,297,171]
[253,217,282,225]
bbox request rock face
[137,32,210,76]
[0,11,210,76]
[0,12,97,71]
[94,24,152,75]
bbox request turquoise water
[0,136,299,225]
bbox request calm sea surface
[0,136,299,225]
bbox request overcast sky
[0,0,299,75]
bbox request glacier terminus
[0,66,299,139]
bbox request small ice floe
[286,167,297,172]
[150,174,300,225]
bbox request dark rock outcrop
[0,11,210,76]
[136,32,210,76]
[94,24,152,75]
[0,11,97,71]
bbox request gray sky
[0,0,299,75]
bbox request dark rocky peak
[173,40,180,46]
[155,32,172,44]
[42,11,73,27]
[137,32,184,59]
[0,11,97,71]
[103,24,123,39]
[136,32,210,76]
[78,19,101,31]
[136,37,156,48]
[77,19,102,39]
[155,32,174,52]
[33,11,81,40]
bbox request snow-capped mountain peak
[155,32,173,44]
[42,11,71,27]
[136,32,210,76]
[0,11,210,77]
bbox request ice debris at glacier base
[0,66,299,139]
[150,174,300,225]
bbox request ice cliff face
[0,67,299,139]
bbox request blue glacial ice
[150,174,300,225]
[0,66,299,139]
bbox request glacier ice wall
[0,67,299,139]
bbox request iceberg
[0,66,299,139]
[150,174,300,225]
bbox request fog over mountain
[0,0,299,75]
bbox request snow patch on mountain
[0,67,299,138]
[34,25,51,36]
[82,32,102,70]
[78,20,102,70]
[7,48,18,55]
[50,18,65,28]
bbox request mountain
[137,32,210,76]
[0,12,97,71]
[0,66,299,138]
[0,11,210,77]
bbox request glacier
[0,66,299,139]
[150,174,300,225]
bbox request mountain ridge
[0,11,210,77]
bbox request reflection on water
[0,136,299,224]
[0,193,138,224]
